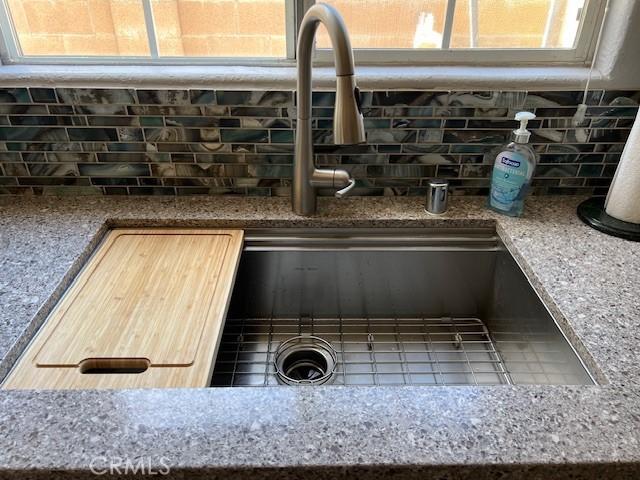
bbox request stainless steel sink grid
[211,228,595,387]
[212,317,512,387]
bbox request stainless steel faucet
[293,3,366,216]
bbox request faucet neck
[296,3,356,120]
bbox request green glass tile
[140,116,164,127]
[0,88,31,103]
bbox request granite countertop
[1,195,639,479]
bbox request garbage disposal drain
[274,335,337,386]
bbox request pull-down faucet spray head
[334,76,365,145]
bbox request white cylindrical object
[605,108,640,224]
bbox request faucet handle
[335,178,356,198]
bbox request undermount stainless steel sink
[211,228,594,387]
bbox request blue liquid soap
[488,112,538,217]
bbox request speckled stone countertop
[1,195,639,479]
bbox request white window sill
[0,64,604,91]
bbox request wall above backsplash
[0,87,637,197]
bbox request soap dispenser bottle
[488,111,538,217]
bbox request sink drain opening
[282,350,327,381]
[274,335,337,386]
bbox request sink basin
[211,228,594,387]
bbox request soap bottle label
[489,151,529,211]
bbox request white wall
[596,0,640,89]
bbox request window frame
[0,0,606,67]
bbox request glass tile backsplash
[0,88,636,196]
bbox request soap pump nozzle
[513,111,536,143]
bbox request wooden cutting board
[2,228,243,390]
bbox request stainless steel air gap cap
[425,178,449,215]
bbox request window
[0,0,605,65]
[0,0,291,62]
[315,0,605,64]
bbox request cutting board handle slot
[79,358,150,375]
